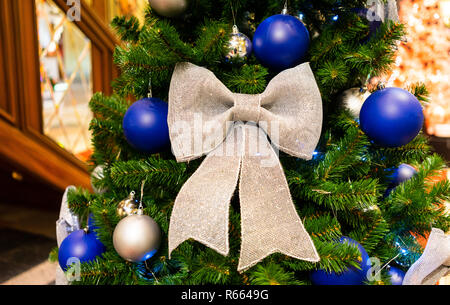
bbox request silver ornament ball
[113,212,161,262]
[148,0,188,18]
[91,165,108,194]
[340,87,371,118]
[225,26,252,63]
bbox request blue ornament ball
[123,98,170,153]
[388,266,405,285]
[253,14,310,71]
[389,164,417,185]
[360,88,424,148]
[58,229,106,271]
[311,237,372,285]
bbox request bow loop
[260,62,323,159]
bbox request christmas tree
[53,0,450,285]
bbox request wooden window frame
[0,0,119,191]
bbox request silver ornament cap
[117,191,138,217]
[148,0,188,18]
[113,212,161,262]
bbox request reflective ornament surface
[225,25,252,63]
[117,191,138,217]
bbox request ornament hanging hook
[230,0,237,27]
[282,0,288,15]
[137,179,147,215]
[84,205,91,233]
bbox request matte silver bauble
[113,211,161,262]
[117,191,138,217]
[148,0,188,18]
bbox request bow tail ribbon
[239,124,320,271]
[169,124,319,272]
[403,228,450,285]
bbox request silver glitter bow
[403,228,450,285]
[167,62,322,272]
[56,186,80,247]
[56,185,80,285]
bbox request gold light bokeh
[388,0,450,137]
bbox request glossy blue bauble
[360,88,424,148]
[388,266,405,285]
[123,98,170,153]
[311,237,372,285]
[253,14,310,71]
[389,164,417,185]
[58,229,106,271]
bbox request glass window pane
[36,0,93,162]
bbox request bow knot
[167,62,323,272]
[233,94,262,122]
